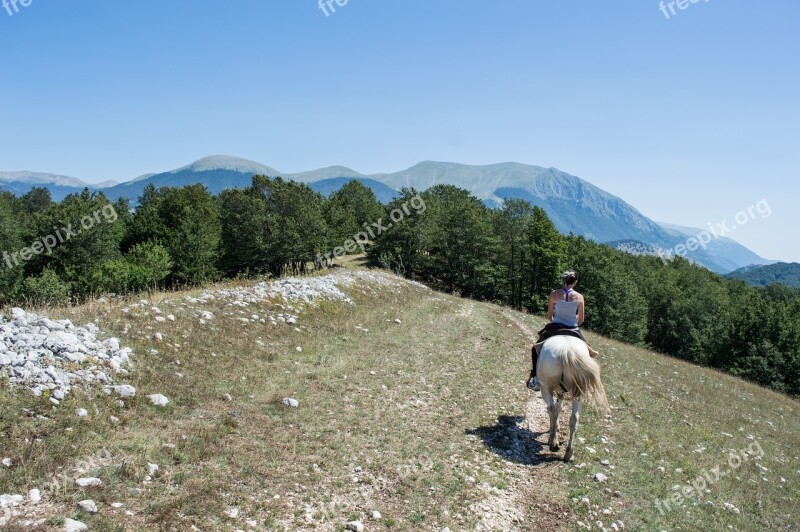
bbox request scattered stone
[225,507,240,518]
[76,408,89,418]
[147,463,159,476]
[111,502,123,508]
[28,488,41,504]
[723,502,740,514]
[105,384,136,398]
[77,499,98,513]
[109,416,120,424]
[147,394,170,406]
[593,473,608,483]
[75,477,103,488]
[345,521,365,532]
[0,494,24,507]
[1,458,11,468]
[394,318,402,324]
[63,518,88,531]
[371,510,382,520]
[282,397,299,408]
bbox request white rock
[1,458,11,468]
[147,394,170,406]
[63,518,88,531]
[107,385,136,397]
[0,494,24,507]
[282,397,300,408]
[371,510,382,520]
[147,463,159,476]
[593,473,608,483]
[28,488,41,504]
[76,408,89,418]
[110,416,120,424]
[11,308,26,319]
[394,318,401,324]
[345,521,365,532]
[78,499,98,513]
[225,506,240,518]
[111,502,123,508]
[75,477,103,488]
[154,332,163,342]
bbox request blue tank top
[553,289,579,327]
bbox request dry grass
[1,268,798,531]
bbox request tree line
[0,178,797,395]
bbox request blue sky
[0,0,798,261]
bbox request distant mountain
[657,222,776,274]
[0,171,89,197]
[100,156,281,201]
[308,177,398,203]
[727,262,800,287]
[0,156,777,273]
[288,166,366,182]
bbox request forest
[1,177,798,395]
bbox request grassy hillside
[1,268,797,531]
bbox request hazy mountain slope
[0,171,87,188]
[659,222,775,273]
[377,162,674,246]
[287,166,366,182]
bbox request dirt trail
[465,308,570,531]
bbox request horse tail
[562,348,610,413]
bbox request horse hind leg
[548,394,565,452]
[564,399,581,462]
[540,387,559,452]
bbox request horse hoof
[549,445,560,452]
[564,452,574,463]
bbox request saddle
[536,323,584,343]
[533,323,599,358]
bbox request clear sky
[0,0,797,261]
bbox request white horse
[537,335,610,462]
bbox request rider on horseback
[527,269,599,391]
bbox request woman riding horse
[527,270,599,391]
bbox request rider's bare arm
[577,295,585,326]
[546,290,557,322]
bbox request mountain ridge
[0,155,774,273]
